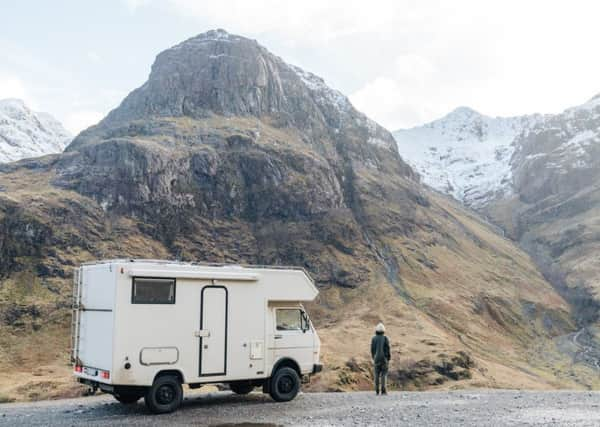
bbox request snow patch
[394,108,542,207]
[290,64,352,115]
[0,98,71,163]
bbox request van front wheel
[144,375,183,414]
[269,367,300,402]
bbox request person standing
[371,322,391,395]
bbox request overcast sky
[2,0,600,134]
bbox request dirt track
[2,390,600,426]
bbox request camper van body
[71,260,322,412]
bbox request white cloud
[64,110,104,134]
[350,77,436,130]
[166,0,436,43]
[87,51,102,64]
[394,54,435,86]
[0,74,27,99]
[0,74,37,107]
[123,0,151,12]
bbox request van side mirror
[301,311,310,333]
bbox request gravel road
[2,390,600,426]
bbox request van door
[74,265,116,374]
[272,307,314,372]
[199,286,228,376]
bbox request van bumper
[312,363,323,374]
[78,378,114,393]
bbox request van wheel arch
[271,358,301,377]
[153,369,185,384]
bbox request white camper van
[71,260,322,413]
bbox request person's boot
[381,388,387,395]
[375,389,380,395]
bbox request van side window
[276,309,302,331]
[132,278,176,304]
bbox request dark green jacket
[371,333,391,365]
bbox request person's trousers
[374,362,388,392]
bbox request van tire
[144,375,183,414]
[229,381,254,395]
[269,367,300,402]
[114,393,142,404]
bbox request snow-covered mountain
[0,98,71,163]
[393,107,544,208]
[393,96,600,210]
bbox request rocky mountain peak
[71,29,400,158]
[100,30,335,123]
[0,98,28,111]
[101,28,279,123]
[446,106,481,119]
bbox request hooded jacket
[371,331,391,365]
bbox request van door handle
[274,335,283,339]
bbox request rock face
[501,95,600,319]
[71,29,401,155]
[0,99,71,163]
[511,95,600,206]
[60,29,416,287]
[0,30,591,400]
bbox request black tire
[114,393,142,404]
[269,367,301,402]
[144,375,183,414]
[229,381,255,395]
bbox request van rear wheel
[269,367,300,402]
[144,375,183,414]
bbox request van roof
[81,259,318,302]
[81,258,315,282]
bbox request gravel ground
[2,390,600,426]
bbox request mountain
[0,30,592,401]
[393,107,545,208]
[0,99,71,163]
[491,94,600,322]
[394,95,600,342]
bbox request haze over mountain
[0,30,594,401]
[0,99,71,163]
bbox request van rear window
[132,278,176,304]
